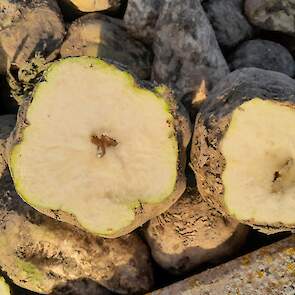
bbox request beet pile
[0,0,294,294]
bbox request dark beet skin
[152,0,229,102]
[228,39,295,77]
[245,0,295,36]
[203,0,253,49]
[124,0,163,44]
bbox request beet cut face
[9,57,187,238]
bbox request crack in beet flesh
[91,134,118,158]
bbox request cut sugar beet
[7,57,189,238]
[60,0,120,12]
[221,99,295,225]
[191,68,295,233]
[0,277,10,295]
